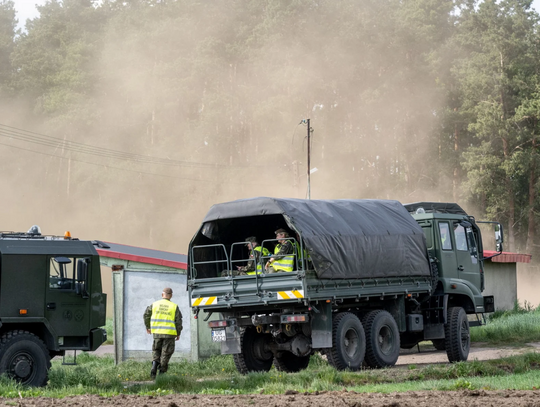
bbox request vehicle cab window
[454,224,468,251]
[439,222,452,251]
[49,257,89,292]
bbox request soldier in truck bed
[221,236,270,276]
[265,228,296,273]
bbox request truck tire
[233,327,273,374]
[0,330,51,387]
[432,339,446,351]
[274,351,310,372]
[444,306,470,363]
[363,310,400,368]
[326,312,365,371]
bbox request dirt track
[5,390,540,407]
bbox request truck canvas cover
[197,197,430,280]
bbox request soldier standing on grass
[143,287,183,379]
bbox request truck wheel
[432,339,446,351]
[327,312,365,371]
[363,310,400,368]
[0,330,51,387]
[444,306,470,362]
[274,352,310,372]
[233,327,273,374]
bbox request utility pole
[306,119,312,200]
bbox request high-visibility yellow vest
[272,243,295,272]
[246,246,271,275]
[150,299,178,336]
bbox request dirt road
[6,390,540,407]
[397,341,540,366]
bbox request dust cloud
[0,0,535,300]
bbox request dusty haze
[1,0,537,308]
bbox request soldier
[265,228,296,273]
[221,236,270,276]
[143,287,183,379]
[238,236,271,275]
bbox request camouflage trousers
[152,337,176,372]
[221,270,247,277]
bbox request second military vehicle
[188,198,501,373]
[0,226,107,386]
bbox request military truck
[188,198,501,373]
[0,227,107,386]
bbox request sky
[12,0,540,30]
[14,0,47,30]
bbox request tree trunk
[453,121,459,202]
[525,137,537,254]
[502,136,515,252]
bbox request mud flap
[311,302,332,348]
[220,324,241,354]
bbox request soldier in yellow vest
[143,287,183,378]
[265,228,295,273]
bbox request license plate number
[211,329,226,342]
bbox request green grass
[1,308,539,397]
[102,318,114,345]
[0,351,537,398]
[470,302,540,345]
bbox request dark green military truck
[0,227,107,386]
[188,198,501,373]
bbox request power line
[0,141,280,187]
[0,123,271,169]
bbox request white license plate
[211,329,226,342]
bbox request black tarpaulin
[199,197,431,280]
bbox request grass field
[470,302,540,345]
[0,306,538,398]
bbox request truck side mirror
[494,224,503,252]
[76,259,90,298]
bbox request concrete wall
[110,265,220,363]
[483,262,517,311]
[516,263,540,308]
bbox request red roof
[483,251,531,264]
[96,242,187,270]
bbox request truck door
[438,222,458,279]
[453,223,482,291]
[45,256,91,338]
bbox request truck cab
[0,227,107,386]
[405,202,497,316]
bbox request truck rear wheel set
[327,312,366,371]
[0,330,51,387]
[233,327,273,374]
[363,310,400,369]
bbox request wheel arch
[0,322,56,352]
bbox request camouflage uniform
[143,299,183,373]
[237,246,267,273]
[221,237,268,277]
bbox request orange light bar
[19,309,28,315]
[64,231,71,239]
